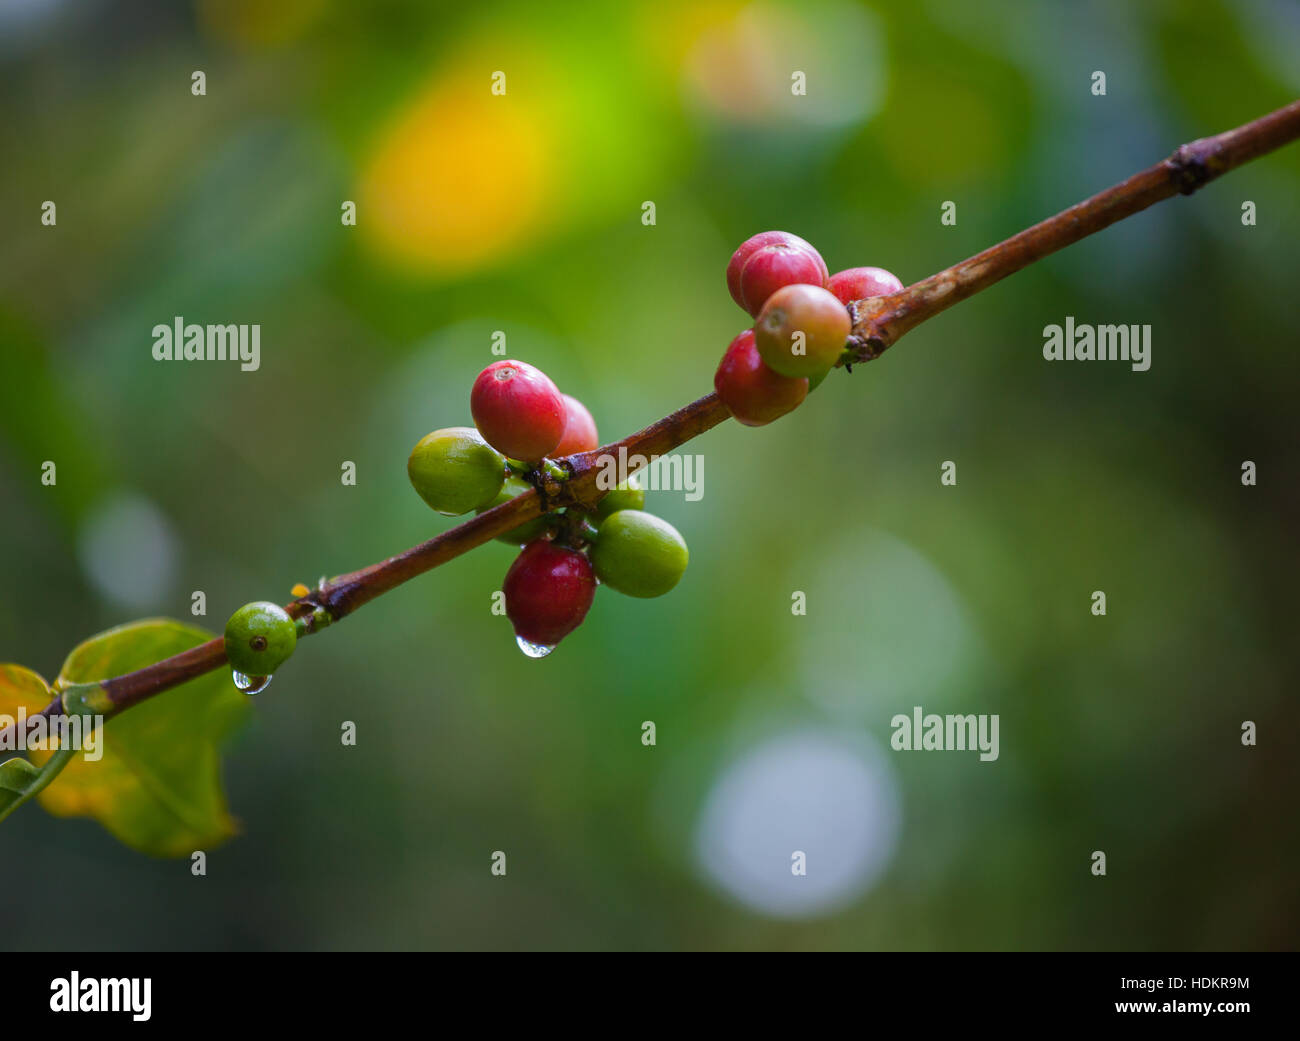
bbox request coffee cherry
[552,393,599,456]
[408,426,506,516]
[827,266,903,306]
[739,243,827,317]
[714,329,808,426]
[470,360,567,461]
[726,231,827,312]
[503,540,596,648]
[477,475,553,545]
[595,476,646,520]
[225,601,297,677]
[754,283,851,380]
[591,510,688,598]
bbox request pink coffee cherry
[503,539,597,648]
[714,329,808,427]
[753,283,851,380]
[470,360,567,461]
[739,243,827,317]
[826,266,904,306]
[552,393,599,456]
[726,231,827,313]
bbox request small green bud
[595,476,646,521]
[61,682,111,718]
[477,475,553,546]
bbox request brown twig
[62,391,731,722]
[5,99,1298,746]
[844,98,1300,362]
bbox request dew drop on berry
[515,635,555,659]
[232,670,273,695]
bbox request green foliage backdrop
[0,0,1296,949]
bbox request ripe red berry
[826,266,904,306]
[470,360,566,461]
[503,540,596,649]
[552,393,599,456]
[754,283,851,379]
[739,244,826,317]
[726,231,826,312]
[714,329,808,426]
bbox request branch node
[1168,141,1216,196]
[844,332,887,365]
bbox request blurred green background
[1,0,1297,950]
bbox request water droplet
[515,635,554,658]
[233,670,273,695]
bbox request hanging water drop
[515,635,555,658]
[232,670,273,695]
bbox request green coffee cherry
[595,477,646,520]
[477,475,553,546]
[590,509,688,598]
[408,427,506,516]
[224,601,297,676]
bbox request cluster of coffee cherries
[218,236,894,680]
[713,230,902,424]
[406,360,689,657]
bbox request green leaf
[28,619,252,857]
[0,665,76,822]
[0,756,42,819]
[0,750,76,823]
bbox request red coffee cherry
[754,283,851,379]
[739,243,826,317]
[726,231,826,312]
[827,266,904,306]
[470,360,567,461]
[503,539,597,652]
[714,329,808,427]
[552,393,599,456]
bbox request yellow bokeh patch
[358,52,557,278]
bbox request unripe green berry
[225,601,297,677]
[590,510,688,598]
[595,476,645,520]
[408,426,506,516]
[477,475,553,545]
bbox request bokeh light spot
[797,528,979,716]
[681,2,884,128]
[76,493,179,610]
[695,728,900,918]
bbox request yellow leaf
[11,620,252,857]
